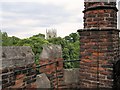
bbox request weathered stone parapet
[39,45,63,89]
[40,44,62,60]
[36,73,51,88]
[59,68,80,88]
[0,45,64,89]
[1,46,36,89]
[2,46,34,68]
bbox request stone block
[2,46,34,68]
[40,45,62,60]
[36,73,51,88]
[64,68,80,84]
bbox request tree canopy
[1,32,80,68]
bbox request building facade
[46,29,57,39]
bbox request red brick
[15,78,24,85]
[83,59,92,63]
[16,74,25,80]
[30,83,37,88]
[92,52,99,56]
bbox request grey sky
[0,0,120,38]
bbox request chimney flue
[84,1,118,29]
[78,0,120,88]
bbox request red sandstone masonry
[1,47,36,89]
[39,58,64,89]
[39,45,64,89]
[1,46,64,89]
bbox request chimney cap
[77,28,120,32]
[83,5,118,13]
[84,0,116,3]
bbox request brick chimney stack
[84,1,117,29]
[78,0,119,88]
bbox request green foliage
[48,33,80,68]
[2,32,48,64]
[32,33,45,39]
[2,32,80,68]
[16,34,49,64]
[63,32,80,68]
[2,32,20,46]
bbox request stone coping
[83,5,118,13]
[77,28,120,32]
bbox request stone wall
[36,73,51,88]
[1,46,36,89]
[61,68,80,88]
[39,45,64,89]
[0,45,64,89]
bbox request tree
[31,33,45,39]
[48,33,80,68]
[64,32,79,43]
[2,32,21,46]
[17,34,49,64]
[2,32,80,68]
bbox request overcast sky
[0,0,120,39]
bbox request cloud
[1,1,84,38]
[1,0,119,38]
